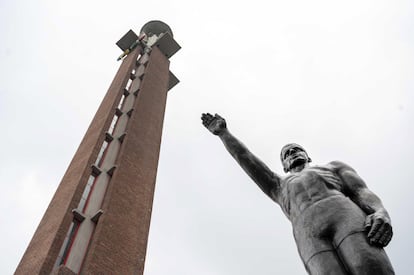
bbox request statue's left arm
[331,161,392,247]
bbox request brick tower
[15,20,180,275]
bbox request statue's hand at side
[365,211,393,247]
[201,113,227,135]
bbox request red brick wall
[81,46,170,274]
[15,48,141,275]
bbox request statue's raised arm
[201,112,394,274]
[201,113,281,199]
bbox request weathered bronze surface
[202,113,394,274]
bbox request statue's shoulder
[326,160,355,173]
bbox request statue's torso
[276,165,346,221]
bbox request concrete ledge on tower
[91,209,104,223]
[72,209,85,222]
[91,164,102,176]
[105,132,114,142]
[115,107,123,117]
[107,165,117,177]
[127,108,134,117]
[118,133,127,143]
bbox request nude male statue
[201,113,394,275]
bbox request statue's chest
[286,167,342,193]
[279,167,343,217]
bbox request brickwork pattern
[81,46,170,275]
[15,48,141,275]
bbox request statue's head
[280,143,312,173]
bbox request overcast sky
[1,0,413,274]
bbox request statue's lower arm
[202,113,279,197]
[333,161,393,247]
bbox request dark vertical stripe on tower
[81,46,170,275]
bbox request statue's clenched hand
[201,113,227,135]
[365,212,393,247]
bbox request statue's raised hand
[201,113,227,135]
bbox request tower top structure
[116,20,180,61]
[140,20,174,37]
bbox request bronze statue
[201,113,394,274]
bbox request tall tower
[15,21,180,275]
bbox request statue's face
[280,143,311,173]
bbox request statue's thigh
[337,233,394,275]
[306,250,348,275]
